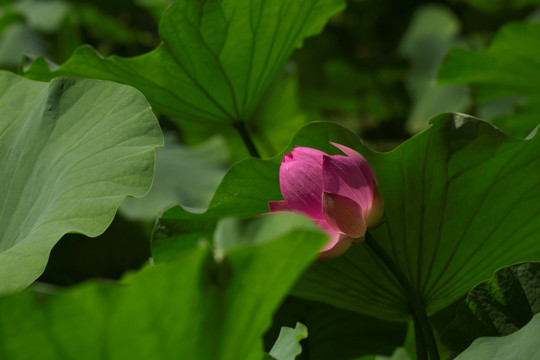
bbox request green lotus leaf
[294,114,540,320]
[0,72,162,295]
[23,0,344,125]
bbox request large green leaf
[0,72,162,295]
[454,313,540,360]
[155,115,540,321]
[438,22,540,136]
[23,0,345,125]
[441,262,540,355]
[294,114,540,320]
[0,214,327,360]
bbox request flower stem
[233,121,260,158]
[364,232,439,360]
[413,311,428,360]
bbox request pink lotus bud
[269,142,383,259]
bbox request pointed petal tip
[283,152,293,162]
[288,146,327,164]
[329,142,379,187]
[330,142,358,156]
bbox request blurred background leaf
[399,4,471,133]
[439,22,540,137]
[12,0,71,32]
[0,0,159,70]
[0,23,44,67]
[460,0,540,13]
[120,132,229,221]
[133,0,174,21]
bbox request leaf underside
[0,72,162,295]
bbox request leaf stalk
[233,121,261,158]
[364,232,440,360]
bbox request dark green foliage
[2,0,540,358]
[442,262,540,356]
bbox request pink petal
[331,142,378,186]
[284,146,326,165]
[318,232,354,260]
[365,186,385,228]
[268,200,290,212]
[312,219,356,260]
[322,154,373,211]
[280,160,324,220]
[322,192,367,238]
[313,219,343,250]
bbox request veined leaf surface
[24,0,345,124]
[0,72,162,294]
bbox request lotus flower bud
[269,142,383,259]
